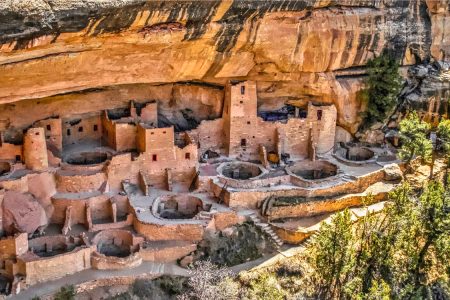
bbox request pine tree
[399,111,432,164]
[361,52,402,128]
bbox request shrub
[245,272,286,300]
[54,285,75,300]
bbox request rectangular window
[152,154,157,161]
[93,124,98,131]
[67,129,71,136]
[241,138,247,147]
[46,124,51,131]
[185,153,190,160]
[78,126,83,132]
[241,86,245,95]
[317,110,323,121]
[15,155,21,162]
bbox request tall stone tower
[223,81,258,158]
[23,127,48,170]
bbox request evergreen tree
[305,181,450,299]
[361,52,402,128]
[437,119,450,179]
[307,209,355,299]
[399,111,432,164]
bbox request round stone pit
[156,194,207,220]
[65,151,109,165]
[218,161,266,180]
[287,160,338,181]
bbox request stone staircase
[248,212,283,249]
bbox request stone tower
[23,127,48,170]
[223,81,258,158]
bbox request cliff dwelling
[0,78,404,296]
[1,0,449,297]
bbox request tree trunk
[429,151,435,179]
[414,234,435,291]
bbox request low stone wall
[139,242,196,262]
[271,225,313,245]
[91,252,142,270]
[90,214,134,232]
[51,194,112,225]
[18,246,92,286]
[223,168,386,209]
[133,219,204,242]
[55,171,107,193]
[212,211,241,231]
[0,233,28,260]
[266,190,388,221]
[218,174,291,189]
[74,274,159,297]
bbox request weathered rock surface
[2,191,48,235]
[383,163,403,182]
[0,0,448,133]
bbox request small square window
[46,124,51,131]
[185,153,190,160]
[151,132,154,135]
[78,126,83,132]
[93,124,98,131]
[152,154,157,161]
[247,121,251,125]
[240,101,243,104]
[15,155,21,162]
[163,131,166,134]
[35,132,39,136]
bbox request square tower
[223,81,258,158]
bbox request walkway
[8,262,188,300]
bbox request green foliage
[244,272,286,300]
[54,285,75,300]
[437,119,450,152]
[360,52,402,128]
[304,182,450,299]
[307,208,355,299]
[195,222,267,267]
[399,111,432,163]
[438,120,450,169]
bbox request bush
[132,276,186,300]
[54,285,75,300]
[244,272,286,300]
[179,260,240,300]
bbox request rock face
[2,191,48,235]
[0,0,448,133]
